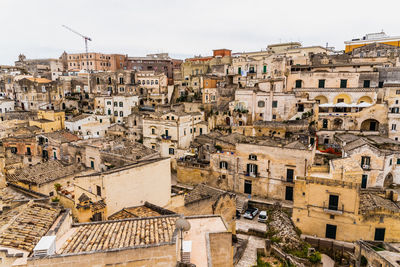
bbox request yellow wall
[345,40,400,53]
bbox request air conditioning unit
[33,236,56,258]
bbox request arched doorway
[361,119,379,131]
[384,173,393,188]
[225,117,230,126]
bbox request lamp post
[175,217,191,262]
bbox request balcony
[161,134,172,140]
[361,164,370,170]
[244,172,259,178]
[323,202,344,215]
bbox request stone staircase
[236,196,248,214]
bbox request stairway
[236,196,248,214]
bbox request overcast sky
[1,0,399,65]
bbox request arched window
[257,101,265,108]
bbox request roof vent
[33,236,56,257]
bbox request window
[397,90,400,95]
[107,101,112,105]
[397,158,400,164]
[249,154,257,160]
[114,102,118,107]
[114,111,118,116]
[328,195,339,211]
[257,101,265,108]
[337,98,344,103]
[363,80,370,88]
[151,128,155,134]
[272,114,276,120]
[169,148,174,155]
[119,102,123,107]
[26,147,31,155]
[96,185,101,196]
[120,111,123,117]
[318,79,325,88]
[392,124,397,131]
[220,161,228,169]
[238,67,241,75]
[340,79,347,88]
[272,101,278,108]
[90,160,94,169]
[200,128,203,134]
[119,77,124,84]
[378,81,384,88]
[361,156,371,168]
[295,80,302,88]
[390,159,393,166]
[247,163,258,177]
[322,119,328,129]
[263,65,267,73]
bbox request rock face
[268,208,303,252]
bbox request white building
[94,95,139,123]
[65,114,110,139]
[0,99,14,113]
[142,111,208,157]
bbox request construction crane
[62,25,92,93]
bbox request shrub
[308,252,321,263]
[54,183,62,191]
[51,197,60,203]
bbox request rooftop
[359,192,400,215]
[58,215,179,254]
[7,160,85,185]
[40,130,79,143]
[0,202,60,252]
[66,114,92,123]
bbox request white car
[243,208,259,220]
[258,210,267,223]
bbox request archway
[384,173,393,188]
[357,96,373,104]
[334,94,352,104]
[361,119,379,131]
[315,95,328,104]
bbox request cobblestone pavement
[235,234,266,267]
[236,217,267,232]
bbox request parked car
[243,207,259,220]
[258,210,267,223]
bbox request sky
[1,0,399,65]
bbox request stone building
[293,156,400,242]
[142,110,208,158]
[65,52,126,72]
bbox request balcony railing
[161,135,172,140]
[361,164,370,170]
[323,202,344,214]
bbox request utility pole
[62,25,92,94]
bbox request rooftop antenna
[62,25,92,93]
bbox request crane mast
[62,25,92,94]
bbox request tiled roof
[7,160,85,185]
[0,202,60,252]
[59,215,179,254]
[359,192,400,214]
[108,206,160,221]
[184,184,231,205]
[67,114,92,123]
[25,77,52,84]
[41,131,79,143]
